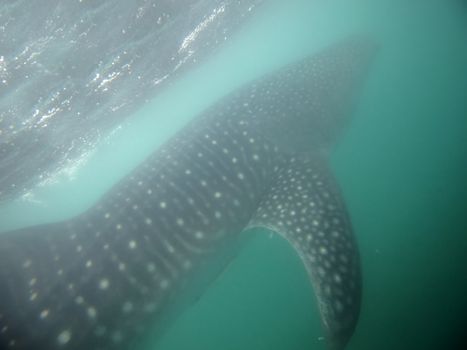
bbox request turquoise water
[1,0,467,349]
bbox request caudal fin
[248,155,361,349]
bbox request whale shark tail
[248,155,361,350]
[206,36,378,156]
[242,37,377,349]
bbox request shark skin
[0,38,376,350]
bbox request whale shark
[0,37,376,350]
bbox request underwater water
[1,0,467,349]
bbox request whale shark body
[0,38,376,350]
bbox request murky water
[1,0,466,349]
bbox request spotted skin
[0,38,376,350]
[248,156,360,350]
[0,115,276,350]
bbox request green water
[1,0,466,349]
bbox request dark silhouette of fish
[0,37,377,350]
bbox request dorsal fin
[247,156,361,350]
